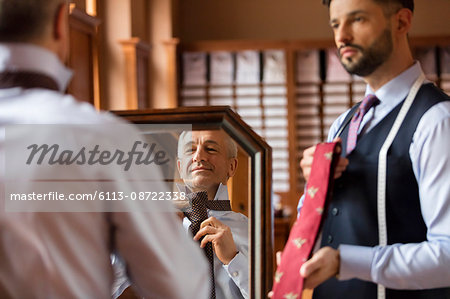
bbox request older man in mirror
[177,130,249,299]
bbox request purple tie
[347,94,379,155]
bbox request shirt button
[332,208,339,216]
[327,235,333,243]
[232,271,239,277]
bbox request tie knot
[187,191,209,213]
[186,190,232,212]
[346,94,379,155]
[206,200,232,211]
[360,94,379,112]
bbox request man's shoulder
[413,84,450,126]
[418,83,450,103]
[1,88,122,126]
[32,90,121,125]
[1,88,141,154]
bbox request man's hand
[194,216,238,265]
[300,137,348,182]
[267,251,282,298]
[300,247,340,289]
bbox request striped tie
[346,94,379,155]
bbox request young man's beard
[339,28,394,77]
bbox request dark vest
[313,83,450,299]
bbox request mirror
[114,106,273,298]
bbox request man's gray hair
[0,0,65,42]
[177,131,238,159]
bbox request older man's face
[177,130,237,193]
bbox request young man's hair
[0,0,65,42]
[322,0,414,13]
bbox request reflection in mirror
[174,129,250,215]
[114,106,273,298]
[175,129,249,299]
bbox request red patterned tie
[346,94,379,155]
[272,142,340,299]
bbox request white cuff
[338,244,374,282]
[223,252,249,298]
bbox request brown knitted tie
[184,190,232,299]
[0,71,59,91]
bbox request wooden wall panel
[67,7,101,108]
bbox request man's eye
[206,147,217,152]
[331,23,339,29]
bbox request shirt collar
[0,43,73,92]
[176,183,230,201]
[212,183,230,201]
[365,61,424,109]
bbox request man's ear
[177,159,182,174]
[227,158,238,178]
[394,7,412,35]
[53,3,68,40]
[53,2,69,61]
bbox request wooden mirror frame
[114,106,273,298]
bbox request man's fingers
[332,136,342,143]
[193,226,216,241]
[332,137,342,154]
[338,157,349,168]
[300,145,317,181]
[299,255,321,278]
[200,216,219,229]
[299,247,340,289]
[303,273,323,290]
[267,251,282,298]
[304,145,317,155]
[276,251,282,266]
[333,157,349,178]
[300,146,316,166]
[199,234,214,248]
[301,139,347,182]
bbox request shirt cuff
[223,251,245,277]
[223,252,249,297]
[338,244,374,282]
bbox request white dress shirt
[0,43,210,298]
[298,62,450,289]
[183,184,249,299]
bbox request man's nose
[193,147,206,162]
[335,23,353,47]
